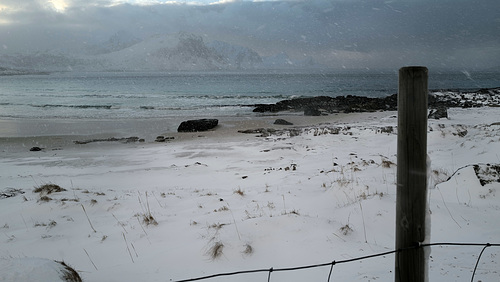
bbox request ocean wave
[138,104,251,111]
[171,94,306,100]
[29,93,148,99]
[30,104,115,109]
[30,93,304,100]
[81,94,148,99]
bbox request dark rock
[289,129,302,137]
[155,136,174,142]
[274,119,293,125]
[456,129,468,137]
[74,136,140,144]
[238,127,303,138]
[30,147,43,151]
[0,188,25,199]
[378,126,394,134]
[304,107,322,116]
[124,136,140,143]
[178,119,219,132]
[238,128,266,134]
[252,104,281,113]
[238,128,278,137]
[428,106,448,119]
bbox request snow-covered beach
[2,0,499,279]
[1,107,499,281]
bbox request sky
[0,0,499,70]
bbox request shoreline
[0,111,395,154]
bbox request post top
[399,66,428,72]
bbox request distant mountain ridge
[0,32,324,73]
[206,40,262,69]
[86,31,142,55]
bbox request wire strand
[173,242,499,282]
[327,262,335,282]
[471,243,491,282]
[267,267,273,282]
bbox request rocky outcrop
[177,119,219,132]
[428,87,500,108]
[304,106,322,116]
[253,94,398,114]
[473,164,500,186]
[252,87,500,115]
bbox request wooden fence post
[395,66,428,282]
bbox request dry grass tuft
[242,244,254,255]
[209,223,226,230]
[381,159,396,168]
[61,198,79,202]
[39,196,52,202]
[138,191,158,226]
[233,188,245,196]
[340,224,353,235]
[57,260,83,282]
[143,214,158,226]
[34,184,66,195]
[34,220,57,229]
[282,209,300,216]
[215,205,229,212]
[206,241,224,260]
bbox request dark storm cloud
[0,0,498,69]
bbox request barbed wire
[173,242,500,282]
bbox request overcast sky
[0,0,499,70]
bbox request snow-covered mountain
[86,30,142,55]
[0,33,324,73]
[207,40,262,69]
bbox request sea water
[0,70,499,120]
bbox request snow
[0,257,79,282]
[1,108,499,281]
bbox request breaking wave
[30,104,115,110]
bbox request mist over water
[0,70,498,120]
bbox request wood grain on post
[395,66,428,282]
